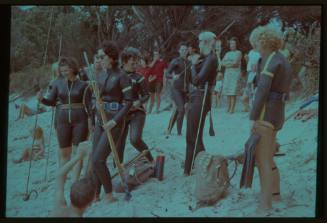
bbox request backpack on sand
[194,151,231,205]
[113,157,154,193]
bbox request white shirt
[246,49,261,72]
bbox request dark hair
[102,40,120,68]
[178,42,188,50]
[229,37,239,47]
[144,55,151,65]
[70,178,96,209]
[58,56,79,75]
[120,47,141,64]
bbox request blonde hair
[249,24,283,51]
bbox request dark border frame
[0,1,325,222]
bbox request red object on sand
[155,155,165,181]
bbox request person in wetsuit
[248,24,293,214]
[91,40,133,202]
[37,57,92,183]
[116,47,154,164]
[184,32,217,176]
[165,42,191,136]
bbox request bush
[9,64,52,98]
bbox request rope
[190,82,208,173]
[43,107,55,182]
[42,7,54,66]
[23,102,40,201]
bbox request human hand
[78,141,92,158]
[250,120,255,134]
[217,72,223,80]
[191,54,200,65]
[36,91,43,102]
[103,120,117,131]
[133,100,141,108]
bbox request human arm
[250,53,278,120]
[137,76,150,105]
[191,53,217,86]
[37,80,58,106]
[54,141,91,207]
[103,74,133,131]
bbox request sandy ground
[6,95,318,217]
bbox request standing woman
[117,47,154,163]
[249,24,292,213]
[37,57,92,182]
[91,41,133,202]
[221,37,242,113]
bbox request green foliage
[10,5,321,97]
[10,65,52,97]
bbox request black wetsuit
[184,52,217,175]
[41,77,92,148]
[91,67,133,194]
[166,57,191,135]
[117,71,154,163]
[250,51,293,130]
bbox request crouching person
[248,24,292,214]
[50,141,95,217]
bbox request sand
[6,95,318,217]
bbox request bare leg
[156,92,161,113]
[227,96,231,113]
[148,94,155,113]
[254,122,275,212]
[72,144,83,182]
[230,96,237,113]
[242,93,250,112]
[58,146,72,182]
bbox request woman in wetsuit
[91,41,133,202]
[117,47,154,164]
[37,56,92,182]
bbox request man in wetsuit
[117,47,154,164]
[184,32,217,176]
[165,42,191,136]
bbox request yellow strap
[259,104,266,121]
[261,51,276,78]
[137,76,145,83]
[122,86,132,93]
[262,70,274,78]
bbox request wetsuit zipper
[67,80,75,123]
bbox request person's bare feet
[272,193,281,202]
[94,195,100,202]
[106,193,118,203]
[255,206,271,216]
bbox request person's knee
[130,136,141,148]
[92,152,105,169]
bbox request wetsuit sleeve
[79,68,89,81]
[250,54,279,121]
[40,80,58,106]
[166,59,177,79]
[138,75,150,104]
[191,53,217,86]
[112,75,133,124]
